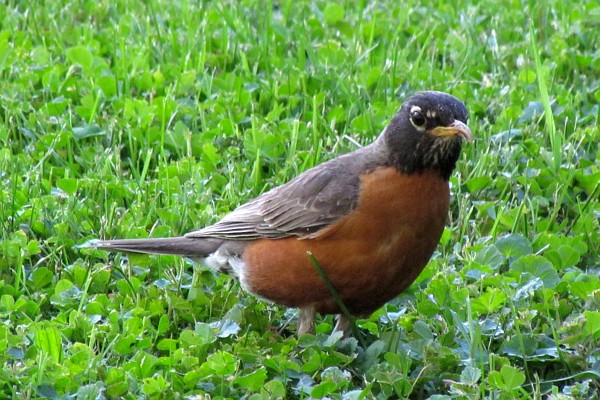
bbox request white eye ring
[409,105,426,131]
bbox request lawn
[1,0,599,398]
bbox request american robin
[89,91,472,336]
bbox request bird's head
[383,91,472,180]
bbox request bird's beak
[427,120,473,142]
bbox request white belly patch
[202,250,249,291]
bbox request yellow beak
[427,120,472,142]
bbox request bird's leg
[333,314,352,337]
[297,306,316,335]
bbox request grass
[1,0,599,398]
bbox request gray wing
[185,144,385,240]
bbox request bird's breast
[241,167,450,315]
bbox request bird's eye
[410,110,426,128]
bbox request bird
[86,91,472,336]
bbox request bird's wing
[186,156,368,240]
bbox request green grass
[1,0,599,398]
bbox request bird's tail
[78,237,222,258]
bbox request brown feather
[90,237,222,258]
[241,168,450,315]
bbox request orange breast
[242,168,450,315]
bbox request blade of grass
[529,23,561,173]
[307,251,366,348]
